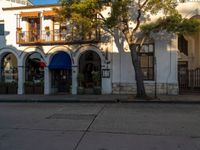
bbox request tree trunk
[129,44,147,98]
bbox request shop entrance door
[49,51,72,94]
[28,18,40,42]
[51,69,71,93]
[79,51,101,94]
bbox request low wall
[112,82,179,95]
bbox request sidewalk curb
[0,99,200,104]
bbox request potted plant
[92,71,101,94]
[61,26,67,32]
[45,26,50,31]
[7,82,17,94]
[16,27,22,33]
[34,81,44,94]
[24,81,34,94]
[45,26,50,35]
[0,82,7,94]
[77,73,85,94]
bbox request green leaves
[57,0,200,40]
[57,0,103,36]
[178,18,200,34]
[144,0,177,15]
[141,14,200,35]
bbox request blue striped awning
[49,52,72,69]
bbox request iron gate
[178,68,200,93]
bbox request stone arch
[78,50,102,90]
[74,45,105,66]
[0,47,19,62]
[46,46,73,66]
[46,46,72,55]
[0,51,18,83]
[73,45,112,94]
[0,47,19,82]
[19,47,46,67]
[0,51,18,94]
[24,52,46,94]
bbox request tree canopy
[56,0,197,42]
[141,13,200,35]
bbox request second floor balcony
[16,11,101,45]
[16,29,101,45]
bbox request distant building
[0,1,200,95]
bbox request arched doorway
[25,52,45,94]
[0,53,18,94]
[49,51,72,94]
[79,51,101,94]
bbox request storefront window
[1,53,18,83]
[25,53,45,83]
[79,51,101,88]
[0,23,4,36]
[49,52,72,93]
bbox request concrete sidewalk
[0,94,200,103]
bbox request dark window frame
[135,43,155,81]
[178,34,188,56]
[0,23,5,36]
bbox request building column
[72,66,77,95]
[44,67,51,95]
[18,66,25,94]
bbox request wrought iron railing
[178,68,200,93]
[16,29,101,45]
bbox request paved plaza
[0,102,200,150]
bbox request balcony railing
[16,29,101,45]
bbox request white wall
[0,0,28,20]
[0,0,29,50]
[112,35,178,83]
[177,2,200,18]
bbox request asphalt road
[0,103,199,150]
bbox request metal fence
[178,68,200,93]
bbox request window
[0,24,4,35]
[25,53,45,83]
[136,43,154,80]
[178,35,188,56]
[1,53,18,83]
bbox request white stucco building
[0,0,200,95]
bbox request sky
[33,0,58,5]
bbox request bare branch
[140,0,149,9]
[97,12,106,23]
[133,9,141,32]
[131,0,149,42]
